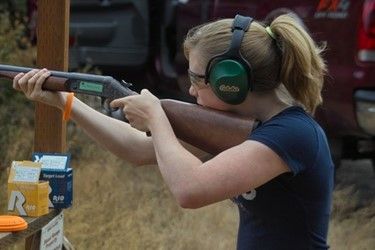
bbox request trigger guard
[102,99,128,122]
[111,108,128,122]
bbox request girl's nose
[189,85,198,97]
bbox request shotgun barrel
[0,64,136,99]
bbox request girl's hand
[110,89,163,132]
[13,68,66,109]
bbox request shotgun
[0,64,255,155]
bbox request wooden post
[34,0,70,153]
[26,1,70,249]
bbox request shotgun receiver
[0,64,255,155]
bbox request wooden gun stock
[162,99,254,155]
[0,65,254,155]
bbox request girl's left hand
[110,89,163,132]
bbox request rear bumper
[354,90,375,135]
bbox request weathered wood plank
[0,210,61,249]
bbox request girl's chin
[197,101,212,109]
[196,99,204,106]
[197,99,231,111]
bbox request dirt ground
[1,144,374,250]
[328,159,375,249]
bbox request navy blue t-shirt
[232,106,334,250]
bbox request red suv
[29,0,375,169]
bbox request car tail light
[357,0,375,62]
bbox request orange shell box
[7,181,49,217]
[0,215,28,232]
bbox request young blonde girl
[14,14,333,249]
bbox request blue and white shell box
[32,152,73,209]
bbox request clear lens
[187,70,207,89]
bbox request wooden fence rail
[0,210,61,249]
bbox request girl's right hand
[12,68,67,109]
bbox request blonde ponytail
[270,14,327,114]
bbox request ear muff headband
[205,15,253,105]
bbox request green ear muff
[209,59,248,104]
[205,15,253,105]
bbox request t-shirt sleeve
[248,117,318,175]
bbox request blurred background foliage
[0,0,102,171]
[0,0,36,170]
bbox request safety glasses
[187,69,208,89]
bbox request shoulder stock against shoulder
[161,99,255,155]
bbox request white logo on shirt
[241,189,257,200]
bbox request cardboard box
[7,161,49,217]
[32,153,73,209]
[40,168,73,208]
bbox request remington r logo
[219,84,240,92]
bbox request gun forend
[0,64,136,98]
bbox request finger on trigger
[109,99,119,108]
[110,97,127,108]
